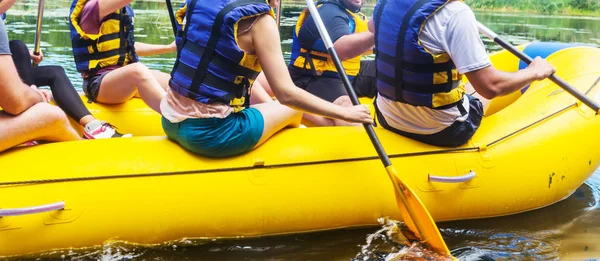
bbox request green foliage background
[464,0,599,14]
[284,0,600,15]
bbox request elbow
[471,82,502,99]
[478,87,501,100]
[274,89,298,107]
[336,51,350,61]
[277,94,295,107]
[477,88,500,100]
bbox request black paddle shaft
[326,46,393,168]
[493,36,600,113]
[165,0,178,36]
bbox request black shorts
[376,95,484,147]
[289,60,377,103]
[81,73,107,103]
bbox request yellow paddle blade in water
[385,166,452,257]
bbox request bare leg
[252,101,302,148]
[0,103,80,152]
[79,115,96,126]
[96,63,166,113]
[465,82,491,109]
[301,95,358,126]
[250,80,274,104]
[303,113,335,126]
[255,72,274,97]
[150,70,171,90]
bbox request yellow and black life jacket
[69,0,138,75]
[289,1,368,78]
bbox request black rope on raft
[2,77,599,186]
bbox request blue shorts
[162,108,265,158]
[376,95,484,147]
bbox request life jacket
[374,0,465,109]
[69,0,138,75]
[169,0,273,112]
[288,1,368,78]
[173,3,187,46]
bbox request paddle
[32,0,44,67]
[165,0,178,36]
[303,0,451,256]
[477,22,600,114]
[275,0,282,29]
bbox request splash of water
[352,218,452,261]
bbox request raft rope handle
[429,171,476,183]
[0,201,64,217]
[0,77,598,187]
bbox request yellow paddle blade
[385,166,452,257]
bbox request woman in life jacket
[161,0,372,158]
[69,0,175,114]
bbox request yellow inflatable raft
[1,43,600,257]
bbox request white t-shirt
[376,1,491,135]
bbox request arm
[0,0,17,14]
[0,55,45,115]
[134,41,176,57]
[252,14,371,124]
[465,57,555,99]
[98,0,132,20]
[333,31,374,60]
[319,6,374,61]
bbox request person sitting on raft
[286,0,377,126]
[0,0,80,152]
[161,0,373,158]
[2,11,130,139]
[69,0,175,115]
[370,0,556,147]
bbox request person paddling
[370,0,556,147]
[161,0,372,158]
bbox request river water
[3,1,600,260]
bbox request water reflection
[4,1,600,88]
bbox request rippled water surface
[3,1,600,260]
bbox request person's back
[161,0,372,158]
[0,2,80,152]
[371,0,555,147]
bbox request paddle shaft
[276,1,282,29]
[165,0,178,36]
[33,0,44,66]
[477,22,600,114]
[304,0,450,255]
[303,1,389,166]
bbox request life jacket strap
[181,40,261,79]
[185,0,266,101]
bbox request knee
[39,104,71,127]
[128,63,153,81]
[333,95,353,107]
[9,40,28,53]
[45,65,67,75]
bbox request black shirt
[297,2,351,50]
